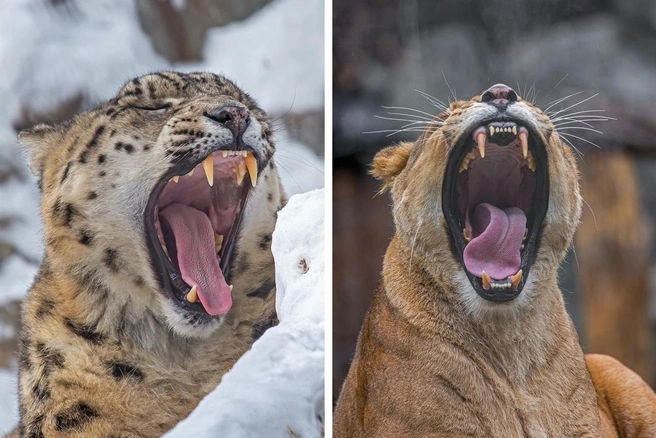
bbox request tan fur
[587,354,656,437]
[334,92,656,437]
[10,72,285,437]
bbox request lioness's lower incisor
[334,84,656,437]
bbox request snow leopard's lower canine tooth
[186,285,198,303]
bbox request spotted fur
[11,72,285,437]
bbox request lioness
[334,84,656,437]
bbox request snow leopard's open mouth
[442,118,549,302]
[145,147,260,316]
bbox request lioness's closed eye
[335,84,656,438]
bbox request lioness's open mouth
[145,148,259,316]
[443,119,549,302]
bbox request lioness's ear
[19,124,58,177]
[370,141,414,192]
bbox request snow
[0,368,18,435]
[186,0,324,114]
[0,0,166,126]
[165,190,325,437]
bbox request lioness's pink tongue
[159,203,232,315]
[463,203,526,280]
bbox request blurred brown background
[333,0,656,402]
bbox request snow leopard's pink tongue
[463,203,526,280]
[159,203,232,315]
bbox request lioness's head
[20,72,283,338]
[373,84,581,312]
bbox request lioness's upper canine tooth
[241,151,247,157]
[463,228,472,243]
[512,126,517,135]
[202,154,214,186]
[171,175,179,183]
[481,271,492,290]
[518,130,529,159]
[476,132,487,158]
[215,233,223,251]
[244,153,258,187]
[510,270,523,290]
[187,285,198,303]
[229,285,233,291]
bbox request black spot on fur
[99,171,106,177]
[238,254,250,273]
[246,279,275,299]
[148,82,157,99]
[98,154,106,164]
[64,318,105,345]
[88,191,97,200]
[86,125,106,151]
[134,276,144,286]
[143,144,152,151]
[269,161,274,169]
[23,414,45,438]
[55,402,99,431]
[35,298,56,319]
[122,87,143,97]
[103,248,120,272]
[105,108,116,116]
[78,229,94,245]
[106,361,144,382]
[115,141,135,153]
[63,204,77,227]
[267,192,273,201]
[252,313,278,341]
[36,343,65,369]
[60,161,73,184]
[259,234,272,250]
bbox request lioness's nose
[205,105,251,138]
[481,84,518,110]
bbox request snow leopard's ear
[19,123,59,177]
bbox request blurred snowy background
[0,0,324,433]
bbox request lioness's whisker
[558,132,602,149]
[558,135,585,160]
[374,115,431,124]
[556,126,604,135]
[414,89,448,110]
[384,111,433,121]
[382,105,436,119]
[548,93,600,118]
[542,90,585,113]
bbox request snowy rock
[165,189,325,437]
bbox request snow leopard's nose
[481,84,518,111]
[205,105,251,139]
